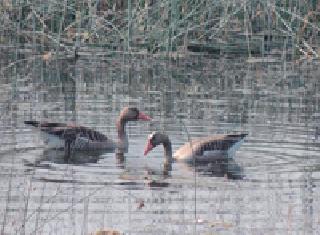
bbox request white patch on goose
[148,131,156,139]
[41,132,64,149]
[227,138,244,156]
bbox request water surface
[0,52,320,234]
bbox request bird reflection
[186,156,243,180]
[47,149,103,164]
[142,154,243,190]
[115,151,125,169]
[42,148,126,167]
[142,165,171,189]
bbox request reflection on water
[0,52,320,234]
[192,158,243,180]
[33,149,103,165]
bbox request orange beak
[138,112,152,121]
[144,140,154,156]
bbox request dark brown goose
[25,107,151,155]
[144,132,247,163]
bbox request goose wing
[24,121,109,142]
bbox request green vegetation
[0,0,319,58]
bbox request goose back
[174,134,247,161]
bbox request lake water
[0,51,320,234]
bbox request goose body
[26,122,114,149]
[144,132,247,163]
[25,107,151,154]
[173,134,247,161]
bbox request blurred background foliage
[0,0,319,59]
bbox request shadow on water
[23,141,244,186]
[194,158,243,180]
[140,156,243,191]
[184,154,244,180]
[24,150,144,189]
[22,146,127,167]
[41,149,104,164]
[23,149,110,172]
[140,163,172,189]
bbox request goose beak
[144,140,153,156]
[138,112,152,121]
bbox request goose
[144,131,247,164]
[25,107,152,155]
